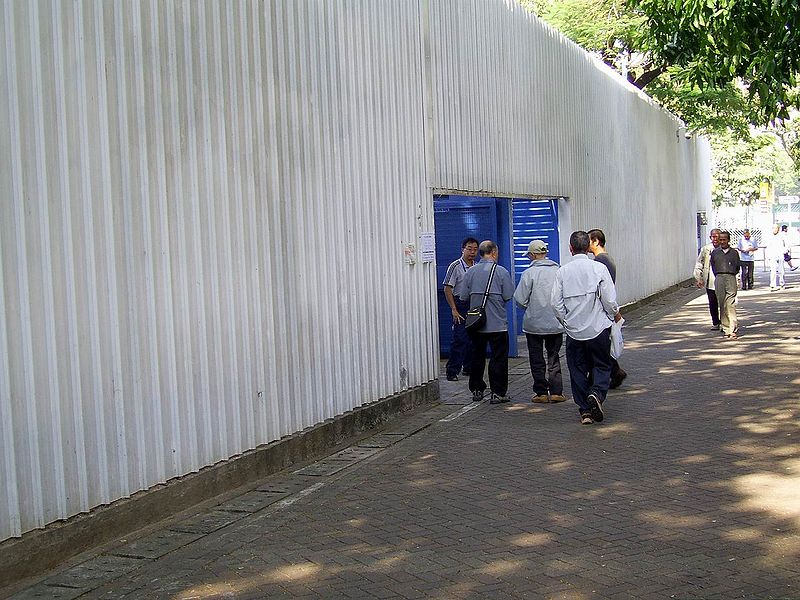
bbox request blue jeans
[565,329,612,414]
[446,299,473,377]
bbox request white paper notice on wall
[420,232,435,263]
[404,243,417,264]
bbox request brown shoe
[531,394,550,403]
[549,394,567,403]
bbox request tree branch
[631,64,667,89]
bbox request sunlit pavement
[7,270,800,600]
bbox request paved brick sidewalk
[5,270,800,600]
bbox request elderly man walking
[694,228,721,329]
[513,239,566,404]
[459,240,515,404]
[551,231,621,425]
[710,230,740,339]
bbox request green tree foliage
[521,0,660,87]
[520,0,758,136]
[711,132,799,207]
[520,0,800,205]
[632,0,800,124]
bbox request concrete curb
[0,381,439,590]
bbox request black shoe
[472,389,484,402]
[489,393,510,404]
[446,374,459,381]
[710,324,720,331]
[609,369,627,389]
[587,393,604,422]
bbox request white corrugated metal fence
[0,0,709,542]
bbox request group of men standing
[442,230,622,425]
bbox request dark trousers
[565,329,612,414]
[525,333,563,396]
[467,331,509,397]
[445,300,472,377]
[740,261,754,289]
[705,287,720,326]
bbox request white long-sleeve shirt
[764,231,787,261]
[551,253,619,341]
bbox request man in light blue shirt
[551,231,621,425]
[736,229,757,290]
[459,240,515,404]
[514,240,566,404]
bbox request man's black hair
[569,231,590,253]
[587,228,606,247]
[461,237,479,249]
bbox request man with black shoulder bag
[459,240,515,404]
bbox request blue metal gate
[434,196,498,357]
[511,198,560,336]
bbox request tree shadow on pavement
[80,280,800,600]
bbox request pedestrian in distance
[513,240,566,404]
[442,237,479,381]
[781,224,797,271]
[588,228,627,389]
[551,231,621,425]
[693,228,722,329]
[459,240,515,405]
[710,231,741,339]
[765,224,787,291]
[736,229,757,290]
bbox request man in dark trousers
[694,228,722,330]
[442,237,479,381]
[710,230,741,339]
[552,231,621,425]
[459,240,515,404]
[588,228,626,388]
[513,240,566,404]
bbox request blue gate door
[511,198,560,336]
[434,196,497,357]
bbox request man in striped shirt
[443,237,479,381]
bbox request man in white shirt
[551,231,621,425]
[765,224,787,291]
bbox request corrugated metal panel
[1,0,711,542]
[0,0,434,541]
[428,0,711,304]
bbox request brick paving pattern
[5,270,800,599]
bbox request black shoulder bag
[464,263,497,333]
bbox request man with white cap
[513,240,566,403]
